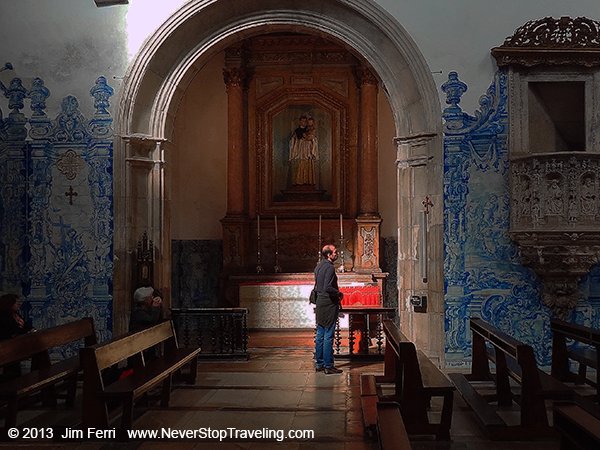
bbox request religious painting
[271,104,333,202]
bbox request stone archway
[113,0,443,361]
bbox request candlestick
[319,214,322,238]
[339,214,345,273]
[274,215,281,273]
[318,214,322,262]
[338,237,345,273]
[256,214,263,274]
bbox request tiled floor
[3,333,568,449]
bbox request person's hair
[321,245,335,258]
[134,286,154,303]
[0,294,19,314]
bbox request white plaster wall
[169,59,398,240]
[3,0,600,116]
[375,0,600,112]
[0,0,129,117]
[170,53,227,240]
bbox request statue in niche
[289,115,318,186]
[271,105,332,202]
[546,178,563,215]
[580,175,597,216]
[568,196,578,223]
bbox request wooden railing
[333,307,396,359]
[170,308,249,359]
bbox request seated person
[129,286,163,332]
[0,293,34,380]
[126,287,164,367]
[0,293,33,340]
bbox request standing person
[314,244,344,374]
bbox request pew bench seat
[551,318,600,401]
[360,374,380,436]
[377,402,412,450]
[0,318,96,427]
[380,320,454,440]
[102,348,200,400]
[553,403,600,450]
[450,317,573,440]
[81,320,200,429]
[0,356,79,400]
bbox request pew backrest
[382,320,411,353]
[0,317,96,367]
[80,320,177,380]
[470,318,525,360]
[551,318,600,346]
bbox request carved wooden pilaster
[222,65,249,271]
[354,216,381,273]
[221,216,250,272]
[223,66,247,216]
[356,66,379,216]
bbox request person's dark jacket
[129,305,162,332]
[0,313,32,340]
[314,258,342,328]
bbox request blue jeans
[315,323,336,368]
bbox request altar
[219,36,389,333]
[233,272,386,329]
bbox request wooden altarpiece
[221,34,382,277]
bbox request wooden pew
[449,317,573,440]
[0,317,96,427]
[80,320,200,429]
[378,319,455,440]
[377,402,412,450]
[553,403,600,450]
[551,318,600,402]
[359,372,379,437]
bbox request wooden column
[354,66,381,273]
[357,66,379,216]
[223,67,246,216]
[222,66,249,272]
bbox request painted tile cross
[65,185,78,205]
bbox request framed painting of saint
[271,104,333,202]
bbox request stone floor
[0,331,570,449]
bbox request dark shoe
[324,367,343,374]
[315,367,324,372]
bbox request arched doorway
[113,0,443,362]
